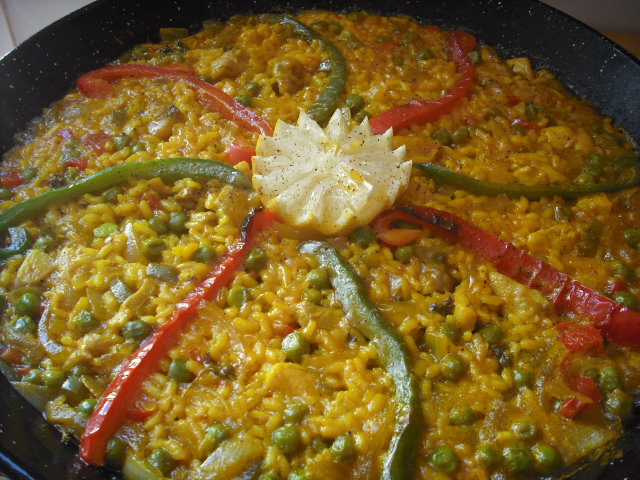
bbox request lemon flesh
[252,109,410,235]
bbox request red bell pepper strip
[378,206,640,350]
[559,396,584,419]
[77,64,273,136]
[369,30,476,135]
[373,210,422,246]
[80,208,279,466]
[0,172,24,189]
[83,131,112,154]
[225,138,256,166]
[556,321,604,355]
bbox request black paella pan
[0,0,639,478]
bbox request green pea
[146,263,179,284]
[105,437,127,469]
[244,248,268,271]
[207,423,230,445]
[502,444,532,473]
[12,316,36,334]
[122,319,153,341]
[272,425,301,455]
[15,292,41,317]
[428,446,459,475]
[282,331,311,363]
[350,225,376,247]
[0,188,12,200]
[449,406,476,426]
[41,369,65,389]
[347,11,364,22]
[148,448,176,476]
[112,133,131,151]
[451,127,470,144]
[432,129,452,146]
[304,288,323,305]
[235,93,252,107]
[612,260,633,280]
[513,368,534,389]
[400,31,423,47]
[354,109,371,122]
[394,245,415,264]
[440,322,461,343]
[284,401,308,424]
[623,228,640,247]
[345,93,365,114]
[243,82,261,96]
[110,277,133,303]
[32,235,55,251]
[306,268,331,289]
[532,444,561,475]
[606,389,633,418]
[169,211,189,234]
[476,444,500,469]
[193,245,216,264]
[23,369,43,385]
[441,355,466,382]
[148,217,169,234]
[288,470,312,480]
[468,50,482,65]
[227,285,249,308]
[512,122,526,136]
[478,324,503,345]
[94,222,118,238]
[74,310,98,334]
[524,103,537,121]
[77,398,98,416]
[512,418,537,440]
[416,48,435,61]
[168,358,194,383]
[598,366,621,392]
[614,291,639,310]
[331,434,356,461]
[142,237,167,261]
[100,186,119,204]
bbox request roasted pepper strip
[0,158,249,236]
[415,162,640,200]
[378,206,640,349]
[80,208,279,466]
[298,240,422,480]
[370,31,475,134]
[78,64,273,136]
[276,16,347,126]
[0,227,30,259]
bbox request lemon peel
[252,109,410,235]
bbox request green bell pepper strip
[298,240,422,480]
[0,227,30,259]
[415,161,640,200]
[276,16,348,126]
[0,158,250,236]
